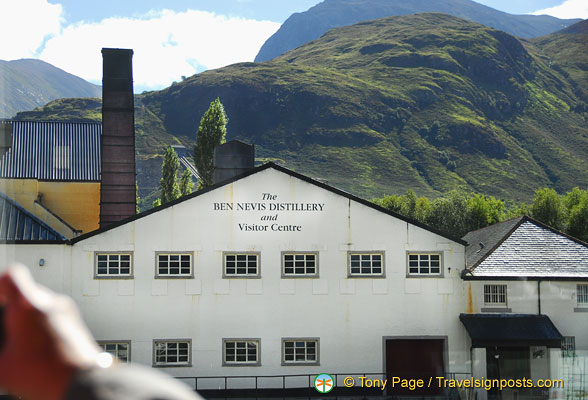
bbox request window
[223,253,260,277]
[407,253,442,276]
[578,284,588,305]
[99,341,130,363]
[223,339,260,366]
[348,252,384,277]
[282,252,318,277]
[282,338,319,365]
[484,285,507,306]
[53,145,70,170]
[156,253,192,277]
[561,336,575,358]
[153,340,191,366]
[95,253,132,278]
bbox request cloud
[38,9,280,92]
[0,0,64,59]
[532,0,588,19]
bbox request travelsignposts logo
[314,373,334,393]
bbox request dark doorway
[385,338,445,396]
[486,347,530,400]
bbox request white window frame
[282,338,319,366]
[406,252,443,277]
[578,284,588,306]
[98,341,131,363]
[95,252,133,278]
[347,251,385,277]
[153,340,191,367]
[282,252,319,278]
[484,284,508,306]
[223,252,260,278]
[223,338,261,366]
[155,252,193,278]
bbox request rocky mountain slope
[255,0,581,62]
[16,15,588,206]
[0,59,100,118]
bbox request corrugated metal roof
[171,145,200,179]
[464,217,588,279]
[0,120,101,181]
[0,192,66,241]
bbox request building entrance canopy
[460,313,563,348]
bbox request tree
[194,98,228,189]
[160,147,181,204]
[179,170,194,196]
[530,188,567,231]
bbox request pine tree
[160,147,181,204]
[194,98,227,188]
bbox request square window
[153,340,191,366]
[223,339,260,366]
[224,253,260,278]
[484,285,507,306]
[156,253,193,278]
[98,341,130,363]
[282,252,318,277]
[282,338,319,365]
[348,252,384,277]
[95,253,133,278]
[406,253,442,277]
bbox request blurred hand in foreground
[0,264,102,400]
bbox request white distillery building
[2,161,587,399]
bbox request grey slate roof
[462,216,588,279]
[0,192,66,241]
[0,120,101,181]
[463,217,523,267]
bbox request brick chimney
[213,140,254,184]
[100,48,136,227]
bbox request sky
[1,0,586,93]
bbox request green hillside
[255,0,581,62]
[16,14,588,205]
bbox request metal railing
[175,372,473,398]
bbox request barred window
[223,339,260,366]
[348,252,384,276]
[283,253,318,277]
[283,339,319,365]
[99,341,130,363]
[484,285,507,305]
[95,253,132,277]
[157,253,192,277]
[154,340,191,366]
[407,253,441,276]
[561,336,575,358]
[224,253,259,277]
[578,284,588,305]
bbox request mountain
[0,59,101,118]
[255,0,582,62]
[15,14,588,206]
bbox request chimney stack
[100,48,136,227]
[213,140,254,184]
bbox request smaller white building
[462,216,588,400]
